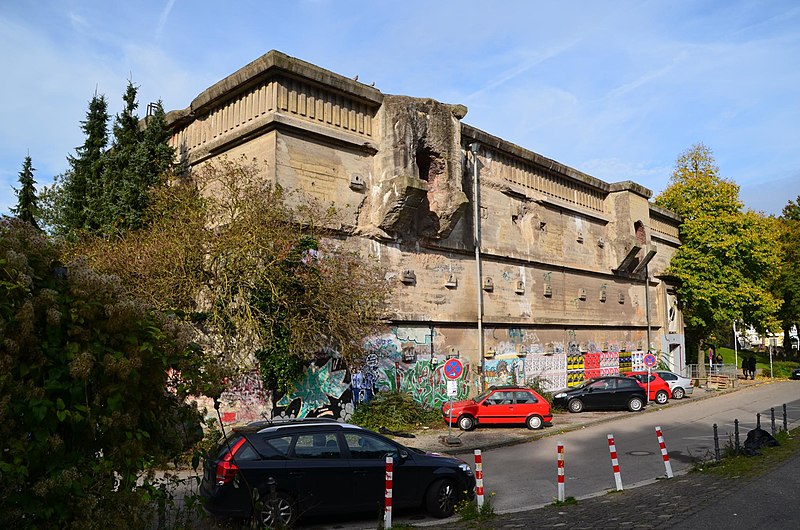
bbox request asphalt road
[295,381,800,529]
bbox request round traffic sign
[643,353,657,368]
[444,358,463,380]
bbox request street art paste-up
[275,358,351,419]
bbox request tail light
[215,437,247,485]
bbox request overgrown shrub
[350,391,441,432]
[0,218,210,528]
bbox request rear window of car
[292,433,341,459]
[514,391,538,404]
[617,378,639,389]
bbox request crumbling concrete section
[365,96,469,241]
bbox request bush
[757,361,797,379]
[350,391,441,432]
[0,218,209,528]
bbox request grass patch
[693,427,799,479]
[551,496,577,506]
[456,494,496,522]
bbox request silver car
[655,371,694,399]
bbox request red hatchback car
[625,372,670,405]
[442,386,552,431]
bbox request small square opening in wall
[543,284,552,297]
[401,269,416,284]
[349,173,366,191]
[445,274,458,288]
[515,280,525,294]
[482,277,494,292]
[578,288,587,300]
[618,292,625,304]
[576,232,584,243]
[599,288,607,302]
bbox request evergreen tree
[10,155,41,229]
[64,94,108,231]
[103,81,143,231]
[54,92,109,234]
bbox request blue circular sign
[643,353,657,368]
[444,358,463,380]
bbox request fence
[684,364,739,388]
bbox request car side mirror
[398,449,409,461]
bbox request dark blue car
[200,418,475,527]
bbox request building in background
[165,51,684,420]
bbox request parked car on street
[552,376,647,413]
[655,370,694,399]
[625,371,671,404]
[442,385,552,431]
[200,418,475,527]
[791,366,800,380]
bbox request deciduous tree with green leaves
[10,155,40,230]
[775,196,800,356]
[654,143,780,371]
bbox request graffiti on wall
[273,357,355,421]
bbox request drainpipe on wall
[471,143,486,391]
[645,264,652,355]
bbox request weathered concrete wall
[166,50,685,414]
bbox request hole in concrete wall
[634,220,646,246]
[415,144,436,182]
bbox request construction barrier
[557,442,565,502]
[474,449,484,509]
[384,456,393,528]
[655,426,673,478]
[607,434,623,491]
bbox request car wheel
[525,415,544,430]
[654,390,669,405]
[457,415,475,431]
[567,399,584,413]
[628,396,644,412]
[425,478,457,518]
[672,387,685,399]
[256,491,295,528]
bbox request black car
[552,376,647,413]
[200,418,476,527]
[791,366,800,380]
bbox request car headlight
[553,392,567,399]
[459,463,473,476]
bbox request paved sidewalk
[426,448,800,530]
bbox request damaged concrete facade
[165,51,685,395]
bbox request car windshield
[473,389,495,402]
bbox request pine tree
[61,92,110,233]
[10,155,41,229]
[103,81,143,232]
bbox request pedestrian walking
[748,357,757,380]
[742,356,748,379]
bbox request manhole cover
[626,450,655,456]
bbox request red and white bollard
[655,426,674,478]
[557,442,565,502]
[384,456,393,528]
[474,449,484,509]
[607,434,623,491]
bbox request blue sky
[1,0,799,216]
